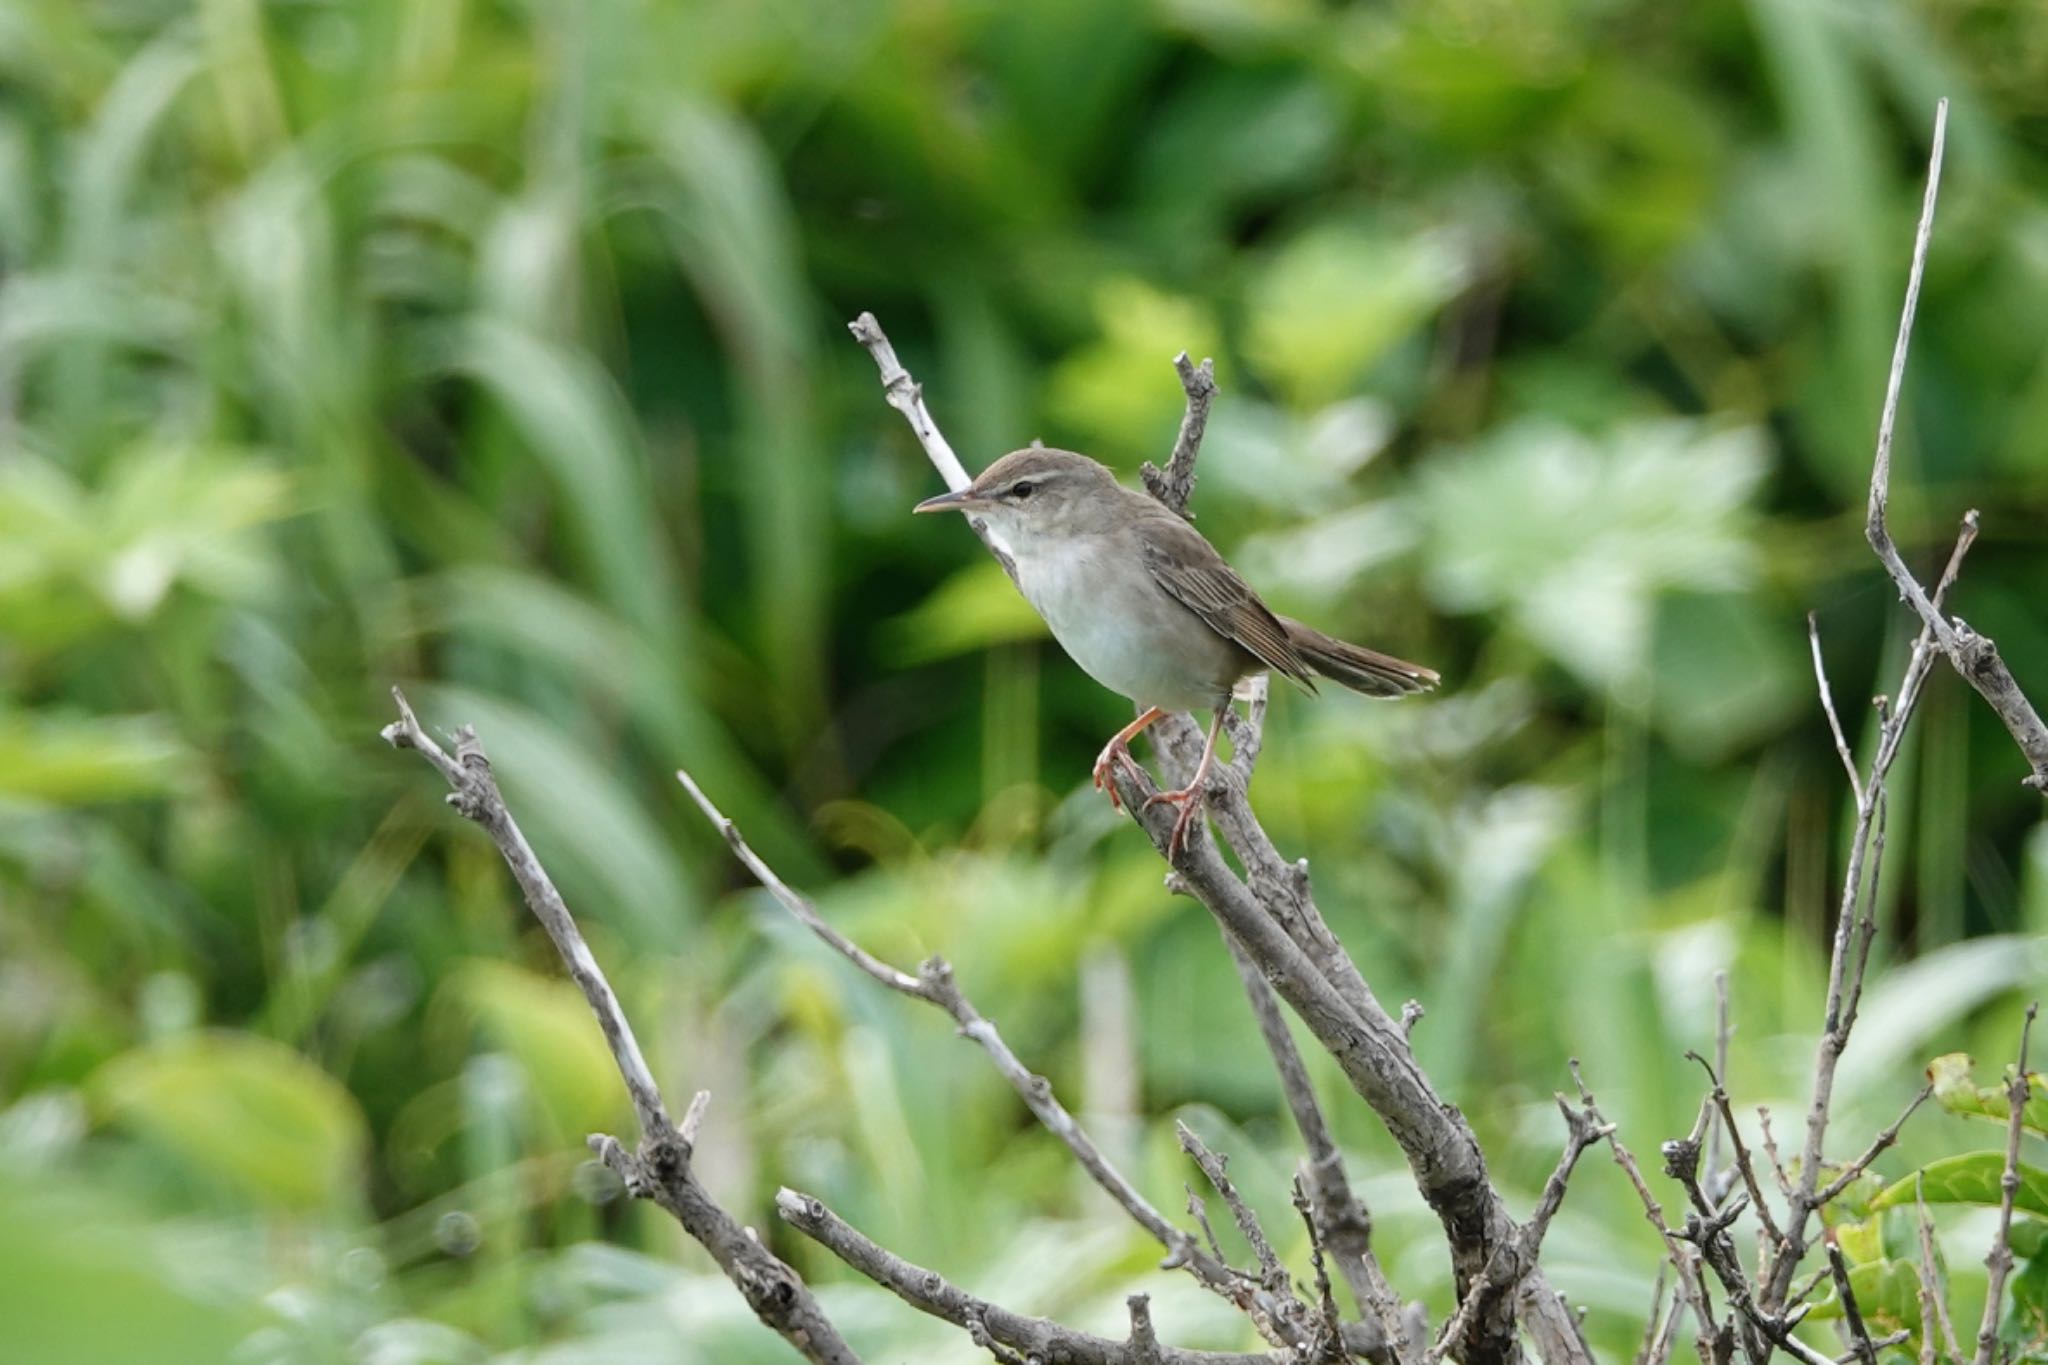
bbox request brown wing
[1139,518,1318,693]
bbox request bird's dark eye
[1010,480,1036,499]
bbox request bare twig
[1860,101,2048,794]
[1826,1242,1881,1365]
[1810,1083,1932,1208]
[1427,1097,1610,1364]
[675,769,1269,1328]
[1571,1063,1720,1359]
[1225,936,1404,1351]
[1686,1050,1785,1248]
[1178,1123,1296,1310]
[1633,1269,1675,1365]
[383,692,860,1364]
[777,1189,1311,1365]
[1916,1175,1964,1362]
[1973,1001,2039,1365]
[1706,972,1733,1201]
[1128,1294,1166,1365]
[1141,353,1217,518]
[1771,100,2005,1313]
[1293,1178,1351,1362]
[1810,617,1866,810]
[849,310,1017,582]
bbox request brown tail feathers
[1279,617,1439,698]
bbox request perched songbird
[916,447,1437,855]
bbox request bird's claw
[1091,742,1146,813]
[1142,785,1204,859]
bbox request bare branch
[1916,1175,1964,1362]
[1571,1063,1721,1359]
[675,769,1281,1333]
[1142,353,1217,518]
[1810,1082,1931,1208]
[1973,1001,2040,1365]
[777,1188,1307,1365]
[1686,1050,1785,1248]
[1177,1123,1294,1305]
[384,692,859,1364]
[1427,1097,1608,1365]
[1225,936,1404,1351]
[1859,102,2048,792]
[1809,617,1865,809]
[849,310,1018,582]
[1826,1242,1881,1365]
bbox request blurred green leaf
[0,711,188,803]
[454,960,624,1148]
[1046,278,1221,454]
[92,1031,367,1212]
[1805,1257,1921,1330]
[1873,1153,2048,1218]
[1415,419,1764,689]
[0,1171,257,1363]
[1926,1052,2048,1135]
[1246,222,1468,408]
[881,560,1048,664]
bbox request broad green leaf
[454,961,624,1145]
[2012,1218,2048,1260]
[1805,1258,1921,1330]
[91,1032,367,1212]
[1833,1216,1884,1267]
[1926,1052,2048,1135]
[2013,1248,2048,1346]
[1873,1153,2048,1218]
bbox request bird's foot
[1091,739,1147,813]
[1142,784,1206,859]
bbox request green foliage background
[1,0,2045,1360]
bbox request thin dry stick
[1224,935,1405,1350]
[1706,972,1732,1198]
[1141,352,1217,518]
[1427,1098,1609,1365]
[1177,1122,1297,1309]
[1826,1242,1882,1365]
[1810,616,1866,809]
[1809,1083,1933,1207]
[1772,99,1991,1309]
[1686,1050,1785,1249]
[1973,1002,2040,1365]
[674,769,1272,1329]
[1571,1063,1720,1358]
[1860,101,2048,793]
[382,692,860,1365]
[1916,1175,1965,1361]
[776,1189,1294,1365]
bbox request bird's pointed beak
[913,486,985,514]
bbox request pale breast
[1012,533,1248,713]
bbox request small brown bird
[916,447,1437,855]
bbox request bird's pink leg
[1143,704,1228,858]
[1092,707,1166,813]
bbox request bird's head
[913,447,1124,545]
